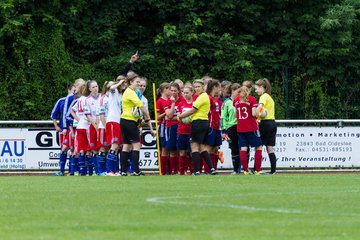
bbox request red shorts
[60,130,70,147]
[88,125,98,151]
[96,128,110,150]
[68,130,76,153]
[106,122,123,145]
[76,129,90,152]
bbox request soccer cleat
[73,171,79,176]
[210,168,217,175]
[106,171,116,176]
[120,172,128,176]
[254,171,265,175]
[268,171,277,175]
[98,172,107,176]
[242,171,249,175]
[192,171,201,176]
[131,171,145,176]
[230,171,237,175]
[53,171,64,176]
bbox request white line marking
[146,192,360,217]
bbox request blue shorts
[207,128,222,147]
[177,134,191,151]
[237,131,262,148]
[166,125,178,151]
[158,123,167,148]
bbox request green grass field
[0,174,359,240]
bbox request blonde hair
[242,80,253,90]
[239,86,250,102]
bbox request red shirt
[177,101,193,135]
[233,95,258,132]
[156,97,168,125]
[209,95,222,130]
[164,97,184,128]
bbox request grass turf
[0,174,359,239]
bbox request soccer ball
[132,106,143,118]
[260,108,268,119]
[181,117,191,124]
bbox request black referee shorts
[190,120,209,145]
[120,118,140,144]
[259,120,277,146]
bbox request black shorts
[120,118,140,144]
[259,120,277,146]
[190,120,209,144]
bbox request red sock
[160,156,169,175]
[210,154,217,170]
[188,156,193,174]
[240,151,248,172]
[179,156,186,175]
[254,150,262,172]
[199,156,204,173]
[169,156,177,174]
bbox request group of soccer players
[51,52,155,176]
[51,52,277,176]
[157,76,277,176]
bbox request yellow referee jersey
[121,87,143,122]
[192,92,210,121]
[259,93,275,120]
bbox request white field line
[146,192,360,217]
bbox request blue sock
[97,152,106,173]
[69,155,75,174]
[128,151,134,173]
[59,151,67,173]
[115,152,120,172]
[75,157,79,172]
[106,150,117,173]
[78,153,86,176]
[91,153,98,174]
[87,155,93,175]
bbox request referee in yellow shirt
[255,78,277,174]
[120,74,155,176]
[178,79,217,175]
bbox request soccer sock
[187,156,193,174]
[59,151,67,173]
[201,151,214,171]
[106,150,117,173]
[269,152,277,173]
[116,152,120,172]
[160,156,168,175]
[232,155,240,173]
[132,150,140,173]
[170,156,178,174]
[128,151,134,173]
[199,156,204,173]
[191,152,200,173]
[69,155,75,174]
[166,157,171,175]
[179,156,186,175]
[78,153,86,176]
[254,150,263,172]
[120,151,130,173]
[97,152,106,173]
[91,153,98,175]
[240,151,249,172]
[75,157,79,172]
[87,155,93,175]
[210,154,217,170]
